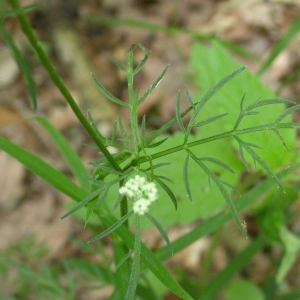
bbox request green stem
[8,0,122,172]
[132,122,300,166]
[127,46,139,155]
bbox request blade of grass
[99,213,194,300]
[258,19,300,75]
[86,17,257,59]
[0,137,86,201]
[7,0,121,172]
[199,235,267,300]
[1,25,37,110]
[30,117,90,191]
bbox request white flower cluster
[119,175,158,216]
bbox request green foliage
[225,280,265,300]
[190,41,296,169]
[2,1,300,299]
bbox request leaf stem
[132,122,300,166]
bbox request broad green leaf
[136,132,243,228]
[235,136,284,191]
[154,164,298,261]
[225,280,265,300]
[31,117,90,191]
[188,65,246,132]
[191,154,246,237]
[190,41,296,169]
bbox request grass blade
[0,137,86,202]
[99,213,194,300]
[125,215,141,300]
[31,117,90,191]
[1,25,37,111]
[258,19,300,75]
[199,236,266,300]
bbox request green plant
[1,1,300,299]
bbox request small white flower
[119,175,158,215]
[133,198,150,215]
